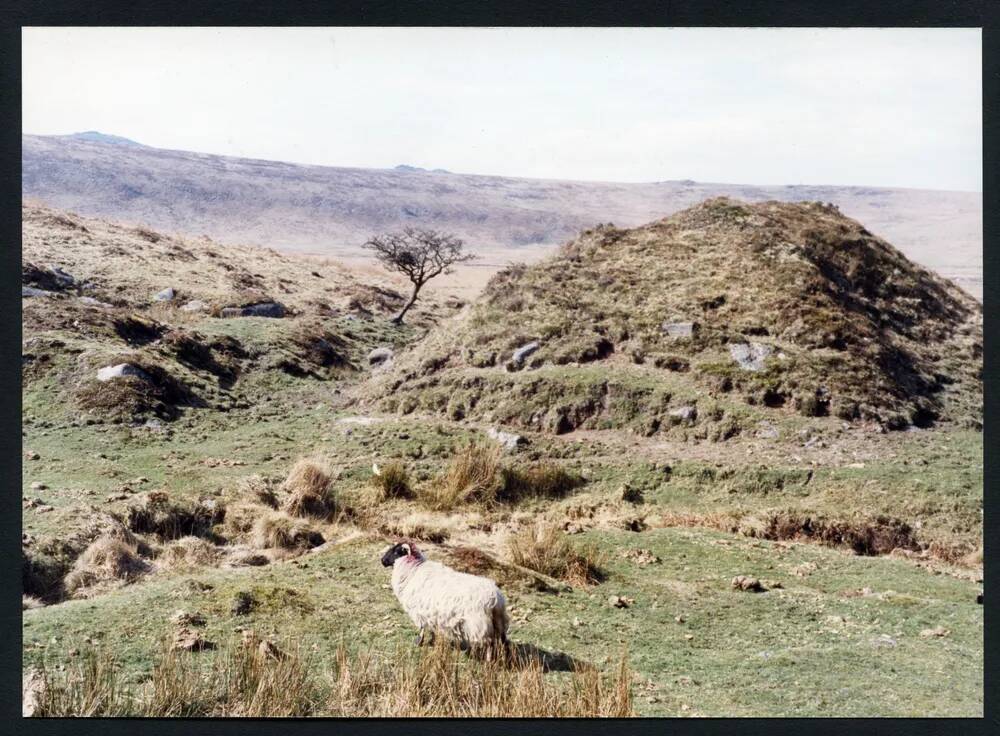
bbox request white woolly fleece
[391,554,509,645]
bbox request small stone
[30,481,46,491]
[78,296,113,308]
[669,406,698,424]
[661,321,696,339]
[731,575,766,592]
[22,668,46,717]
[180,299,209,312]
[919,626,950,638]
[621,548,659,566]
[25,450,39,461]
[368,347,394,367]
[729,342,773,372]
[756,421,779,439]
[487,427,527,451]
[22,286,56,298]
[507,341,541,371]
[684,634,694,641]
[675,615,685,623]
[153,287,176,302]
[608,595,634,609]
[172,628,215,652]
[97,363,151,383]
[871,634,898,648]
[241,302,285,318]
[171,610,207,627]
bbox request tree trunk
[391,283,422,324]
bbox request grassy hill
[368,198,981,434]
[21,202,982,717]
[22,133,982,298]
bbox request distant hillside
[367,198,982,435]
[22,133,982,298]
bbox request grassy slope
[23,530,982,717]
[22,203,983,717]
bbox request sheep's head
[381,541,422,567]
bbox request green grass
[23,529,982,717]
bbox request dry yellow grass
[281,457,335,519]
[420,442,502,510]
[498,462,583,502]
[372,460,412,500]
[158,537,221,571]
[64,536,150,596]
[507,522,604,587]
[250,511,324,551]
[30,638,633,717]
[220,502,271,541]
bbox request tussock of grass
[22,595,46,611]
[64,536,150,596]
[372,461,412,500]
[499,462,583,502]
[281,457,335,519]
[250,511,324,551]
[125,492,224,541]
[29,639,633,717]
[420,442,502,510]
[220,502,271,541]
[159,536,221,570]
[507,523,604,587]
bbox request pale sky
[22,27,982,191]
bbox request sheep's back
[396,560,506,636]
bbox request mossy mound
[368,198,982,434]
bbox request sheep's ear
[401,543,411,556]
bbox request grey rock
[47,265,75,288]
[508,341,540,370]
[487,427,527,451]
[218,302,286,318]
[97,363,151,383]
[78,296,113,308]
[756,421,779,439]
[23,668,46,717]
[729,342,773,372]
[669,405,698,424]
[242,302,285,318]
[180,299,208,312]
[153,287,176,301]
[22,286,56,298]
[368,347,394,366]
[661,321,695,339]
[871,634,898,648]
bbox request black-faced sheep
[381,541,509,655]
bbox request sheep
[381,541,509,657]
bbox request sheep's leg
[427,629,437,646]
[415,626,425,647]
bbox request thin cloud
[22,27,981,190]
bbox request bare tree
[363,227,475,324]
